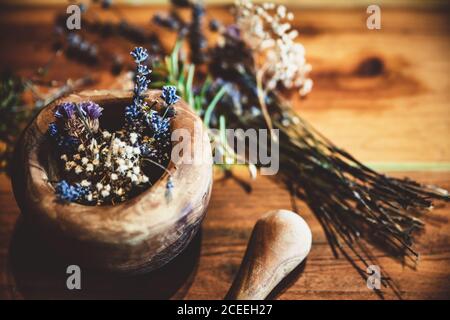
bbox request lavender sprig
[125,47,152,134]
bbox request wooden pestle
[225,209,312,300]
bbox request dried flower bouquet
[48,47,177,205]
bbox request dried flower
[235,0,312,96]
[48,122,59,137]
[130,46,149,64]
[55,180,88,202]
[55,102,76,119]
[79,101,103,120]
[161,85,180,106]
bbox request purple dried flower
[226,25,241,39]
[79,101,103,120]
[55,102,76,119]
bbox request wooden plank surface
[0,4,449,299]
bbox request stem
[256,66,276,142]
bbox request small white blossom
[81,180,91,187]
[101,189,110,198]
[65,161,76,171]
[81,157,89,165]
[102,130,111,139]
[86,163,94,172]
[96,183,103,191]
[74,165,83,174]
[111,173,118,181]
[130,132,138,144]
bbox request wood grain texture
[0,5,449,299]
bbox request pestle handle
[225,209,312,300]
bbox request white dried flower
[111,173,118,181]
[96,182,103,191]
[130,132,138,144]
[81,180,91,187]
[235,0,312,95]
[74,165,83,174]
[101,189,110,198]
[86,163,94,172]
[65,161,76,171]
[102,130,111,139]
[81,157,89,165]
[78,144,85,152]
[61,154,68,161]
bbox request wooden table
[0,4,449,300]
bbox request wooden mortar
[11,89,213,274]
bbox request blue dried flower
[48,122,58,137]
[137,64,151,76]
[55,102,76,119]
[148,110,170,139]
[54,180,88,202]
[161,86,180,106]
[79,101,103,120]
[48,122,78,152]
[130,47,149,64]
[134,75,150,97]
[125,104,141,120]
